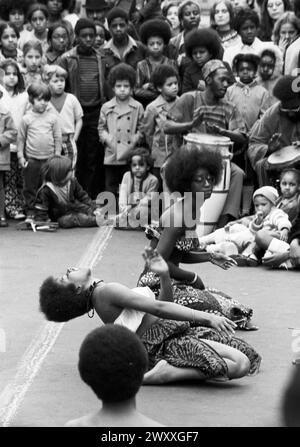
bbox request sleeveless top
[113,286,155,332]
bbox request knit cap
[253,186,279,205]
[202,59,226,82]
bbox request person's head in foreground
[273,75,300,122]
[202,59,230,98]
[65,324,162,427]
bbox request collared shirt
[226,80,272,131]
[103,35,138,61]
[98,96,144,165]
[143,94,178,167]
[223,37,267,68]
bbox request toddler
[17,82,62,220]
[34,155,102,228]
[199,186,292,266]
[98,63,144,197]
[276,168,300,225]
[116,148,159,229]
[43,64,83,169]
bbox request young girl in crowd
[210,0,241,49]
[143,65,179,190]
[45,22,71,65]
[256,44,283,100]
[94,21,108,51]
[17,82,62,221]
[1,58,28,220]
[276,168,300,225]
[21,40,44,87]
[0,89,17,227]
[2,0,32,47]
[259,0,291,41]
[19,3,49,53]
[162,2,180,37]
[43,64,83,169]
[34,155,102,228]
[98,63,144,197]
[168,0,201,76]
[116,148,159,228]
[0,22,23,65]
[198,186,292,266]
[272,11,300,52]
[135,19,177,108]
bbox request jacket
[57,46,106,104]
[0,103,17,171]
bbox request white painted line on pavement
[0,225,113,427]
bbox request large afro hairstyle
[184,28,223,60]
[232,53,260,72]
[164,144,223,195]
[39,276,88,322]
[78,324,148,403]
[139,19,172,45]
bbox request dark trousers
[105,165,128,197]
[76,107,105,200]
[23,158,47,214]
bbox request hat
[273,76,300,109]
[202,59,226,82]
[253,186,279,205]
[74,18,96,36]
[85,0,110,10]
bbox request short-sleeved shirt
[168,90,246,134]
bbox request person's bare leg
[143,340,250,384]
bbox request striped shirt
[78,54,100,107]
[168,91,246,134]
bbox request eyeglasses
[193,175,216,185]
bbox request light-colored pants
[199,223,254,252]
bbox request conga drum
[268,145,300,170]
[184,133,233,236]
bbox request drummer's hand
[142,247,169,276]
[210,252,237,269]
[280,228,289,241]
[268,133,282,154]
[206,123,226,135]
[208,314,236,336]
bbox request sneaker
[13,211,26,220]
[25,214,35,223]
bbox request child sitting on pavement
[34,155,103,228]
[65,324,163,427]
[199,186,292,266]
[115,147,159,229]
[276,168,300,225]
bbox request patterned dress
[138,225,261,377]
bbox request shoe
[13,211,26,220]
[230,254,258,267]
[25,214,35,223]
[0,217,8,227]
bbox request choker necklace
[85,280,103,318]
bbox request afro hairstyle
[234,7,260,32]
[78,324,148,403]
[108,62,136,88]
[184,28,223,60]
[39,276,89,322]
[164,144,223,195]
[232,53,260,72]
[107,7,129,26]
[139,19,172,45]
[150,64,179,90]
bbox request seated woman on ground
[39,247,261,384]
[137,145,258,330]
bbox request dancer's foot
[143,360,179,385]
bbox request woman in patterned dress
[138,144,257,330]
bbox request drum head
[184,133,231,145]
[268,145,300,168]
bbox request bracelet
[188,273,198,285]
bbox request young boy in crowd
[199,186,292,266]
[65,324,162,427]
[98,63,144,197]
[143,65,179,191]
[17,82,62,221]
[43,64,83,169]
[116,147,159,229]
